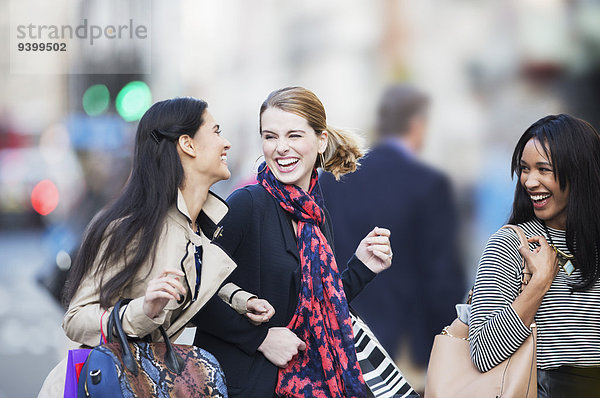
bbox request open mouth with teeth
[276,157,299,171]
[530,193,551,209]
[221,154,227,163]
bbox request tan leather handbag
[424,225,537,398]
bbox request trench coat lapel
[166,190,236,337]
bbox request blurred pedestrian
[193,86,393,398]
[469,114,600,396]
[320,83,465,388]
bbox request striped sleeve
[468,228,532,372]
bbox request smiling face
[260,107,327,191]
[189,110,231,184]
[519,138,569,229]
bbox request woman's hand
[355,226,392,274]
[245,298,275,325]
[142,268,186,319]
[518,236,559,293]
[513,235,559,327]
[257,327,306,368]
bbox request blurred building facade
[2,0,600,395]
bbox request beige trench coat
[39,190,252,396]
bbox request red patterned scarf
[257,163,366,398]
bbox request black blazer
[319,142,465,366]
[193,184,375,398]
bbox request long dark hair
[509,114,600,291]
[64,97,208,308]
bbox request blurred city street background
[2,0,600,396]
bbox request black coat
[320,142,466,366]
[193,183,375,398]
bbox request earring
[319,152,326,169]
[253,155,268,174]
[257,162,268,174]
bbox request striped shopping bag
[350,308,420,398]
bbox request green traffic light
[82,84,110,116]
[116,81,152,122]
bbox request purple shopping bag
[63,348,91,398]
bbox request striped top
[469,218,600,371]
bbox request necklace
[542,222,575,276]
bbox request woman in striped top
[469,114,600,397]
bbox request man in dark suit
[320,84,465,385]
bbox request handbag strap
[501,225,533,292]
[107,299,138,375]
[108,298,185,375]
[500,226,537,397]
[466,225,532,304]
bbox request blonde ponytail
[319,126,365,179]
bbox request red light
[31,179,59,215]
